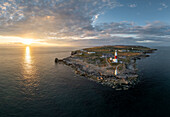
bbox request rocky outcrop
[55,58,63,63]
[55,46,156,90]
[55,57,140,90]
[55,58,59,63]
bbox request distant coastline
[55,45,157,90]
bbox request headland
[55,45,156,90]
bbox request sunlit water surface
[0,46,170,117]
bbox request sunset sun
[22,39,33,45]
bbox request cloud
[0,0,118,38]
[136,40,157,43]
[128,4,137,8]
[158,3,168,11]
[92,13,100,26]
[161,3,168,8]
[0,0,170,46]
[44,21,170,46]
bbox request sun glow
[22,39,34,45]
[0,35,70,46]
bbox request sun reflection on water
[25,46,31,63]
[24,46,32,75]
[22,46,39,98]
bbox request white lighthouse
[113,50,118,63]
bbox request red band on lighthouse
[115,50,117,59]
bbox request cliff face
[55,46,156,90]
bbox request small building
[80,49,87,52]
[78,53,83,55]
[118,50,127,52]
[101,53,114,58]
[87,52,96,54]
[112,59,118,63]
[101,55,105,58]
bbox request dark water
[0,46,170,117]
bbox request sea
[0,46,170,117]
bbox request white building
[87,52,96,54]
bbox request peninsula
[55,45,156,90]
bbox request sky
[0,0,170,46]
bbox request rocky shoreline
[55,46,156,90]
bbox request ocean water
[0,46,170,117]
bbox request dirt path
[105,57,112,67]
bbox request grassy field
[72,45,152,68]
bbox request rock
[71,51,77,55]
[55,58,58,63]
[55,58,63,63]
[58,59,63,62]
